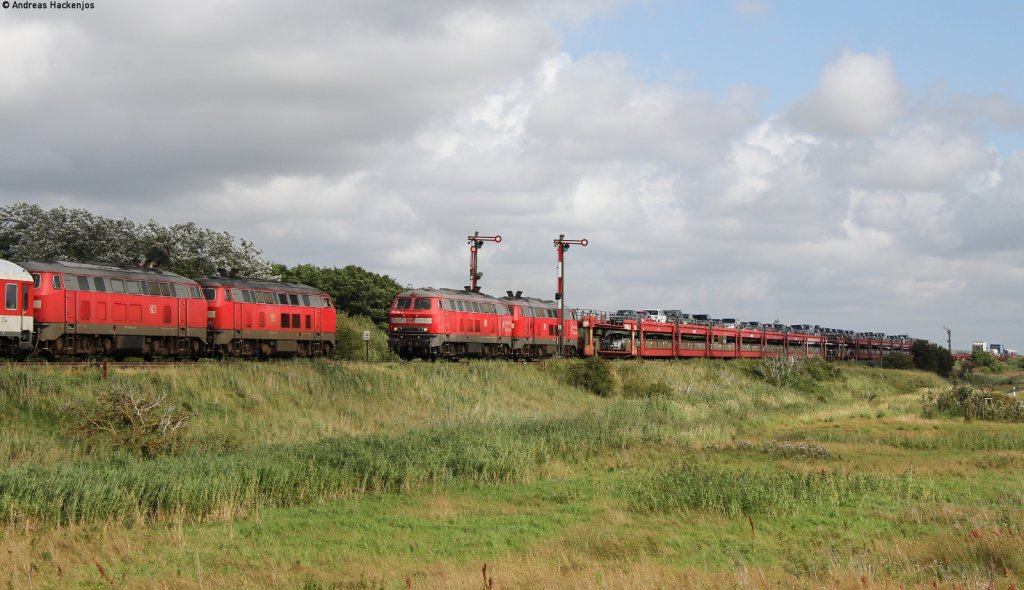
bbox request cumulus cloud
[789,51,906,136]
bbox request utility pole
[465,231,501,292]
[553,234,588,357]
[943,326,952,353]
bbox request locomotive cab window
[52,275,63,290]
[394,297,412,309]
[189,286,202,299]
[5,284,16,310]
[414,298,431,310]
[31,274,41,288]
[203,288,216,301]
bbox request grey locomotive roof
[19,260,197,284]
[196,276,328,296]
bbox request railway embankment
[3,360,1022,589]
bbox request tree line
[0,203,403,326]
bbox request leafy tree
[910,340,954,378]
[0,202,271,278]
[273,263,404,326]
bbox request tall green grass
[0,402,666,525]
[624,464,933,517]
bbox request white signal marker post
[553,234,588,357]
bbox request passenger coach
[0,259,34,357]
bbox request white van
[639,309,668,323]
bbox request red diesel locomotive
[12,259,336,359]
[197,275,336,358]
[23,260,208,359]
[388,288,578,360]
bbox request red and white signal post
[553,233,588,356]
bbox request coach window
[5,284,16,310]
[394,297,412,309]
[414,298,431,310]
[52,275,63,290]
[110,279,125,294]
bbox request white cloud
[789,51,906,136]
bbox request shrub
[922,380,1024,422]
[753,356,802,387]
[911,340,954,377]
[566,356,615,397]
[74,378,191,458]
[882,352,915,370]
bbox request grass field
[1,359,1022,589]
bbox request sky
[1,0,1021,351]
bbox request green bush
[922,381,1024,422]
[911,340,954,377]
[566,356,615,397]
[882,352,915,370]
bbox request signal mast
[553,233,588,356]
[465,231,501,292]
